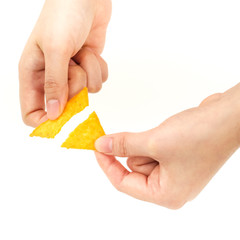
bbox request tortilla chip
[30,87,89,138]
[61,111,105,150]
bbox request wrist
[220,83,240,148]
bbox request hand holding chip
[19,0,111,127]
[19,0,240,209]
[95,84,240,209]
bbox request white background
[1,0,240,239]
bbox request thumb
[95,131,154,157]
[44,50,70,120]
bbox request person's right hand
[19,0,112,127]
[95,84,240,209]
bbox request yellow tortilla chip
[30,87,89,138]
[61,111,105,150]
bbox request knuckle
[44,78,64,95]
[22,112,37,127]
[114,133,129,157]
[45,78,58,91]
[44,41,70,57]
[88,83,102,93]
[22,114,31,126]
[199,92,222,107]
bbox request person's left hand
[19,0,112,127]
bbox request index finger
[19,43,47,127]
[95,151,152,203]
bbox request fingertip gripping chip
[30,87,89,138]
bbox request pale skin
[95,85,240,209]
[19,0,112,127]
[19,0,240,209]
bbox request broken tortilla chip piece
[61,111,105,150]
[30,87,89,138]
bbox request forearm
[199,83,240,163]
[219,83,240,145]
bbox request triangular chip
[30,87,89,138]
[61,111,105,150]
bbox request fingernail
[47,99,60,120]
[95,137,113,153]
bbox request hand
[19,0,112,127]
[95,84,240,209]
